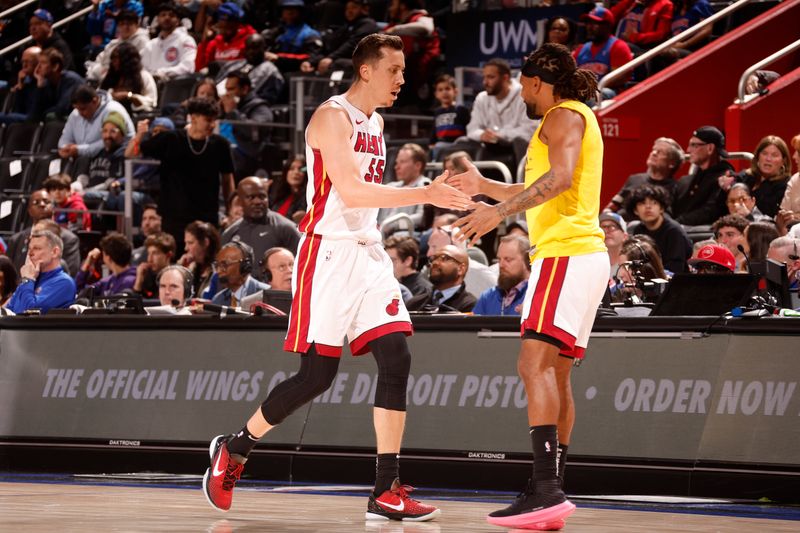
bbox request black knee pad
[261,345,339,425]
[371,333,411,411]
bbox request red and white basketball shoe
[366,479,441,522]
[202,434,246,512]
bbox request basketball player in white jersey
[203,34,470,521]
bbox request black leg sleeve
[260,344,340,425]
[370,332,411,411]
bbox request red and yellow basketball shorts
[520,252,609,359]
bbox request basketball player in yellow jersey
[452,43,609,530]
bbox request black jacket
[224,91,274,159]
[30,70,85,121]
[610,172,678,220]
[312,15,380,66]
[269,191,307,222]
[738,170,787,219]
[39,32,75,72]
[672,160,733,226]
[631,214,692,274]
[400,271,432,298]
[406,282,476,313]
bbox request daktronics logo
[479,20,537,56]
[467,452,506,460]
[108,440,141,447]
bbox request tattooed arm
[498,108,585,215]
[496,169,558,218]
[453,108,586,246]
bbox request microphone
[737,244,751,272]
[250,301,286,316]
[202,302,250,317]
[632,240,649,263]
[437,302,460,313]
[620,260,646,267]
[84,286,97,307]
[171,299,181,308]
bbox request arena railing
[288,76,434,154]
[217,117,295,159]
[598,0,755,103]
[120,119,292,239]
[453,67,483,107]
[425,161,524,232]
[381,113,434,147]
[0,3,95,59]
[737,37,800,102]
[289,75,349,153]
[0,0,39,20]
[121,158,156,239]
[425,160,512,184]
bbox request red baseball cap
[582,6,615,26]
[688,244,735,273]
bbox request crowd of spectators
[604,128,800,308]
[0,1,796,318]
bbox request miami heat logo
[385,297,400,316]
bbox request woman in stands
[169,78,221,127]
[543,16,577,50]
[179,220,220,299]
[100,42,157,113]
[733,136,792,220]
[268,155,307,224]
[0,256,19,306]
[613,237,668,304]
[777,134,800,234]
[220,192,244,231]
[743,221,780,267]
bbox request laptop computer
[749,259,792,309]
[649,273,758,316]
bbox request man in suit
[6,189,81,276]
[211,241,269,307]
[406,244,476,312]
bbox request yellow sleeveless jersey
[524,99,607,260]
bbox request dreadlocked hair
[528,43,598,103]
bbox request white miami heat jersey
[299,94,385,242]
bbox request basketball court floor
[1,472,798,532]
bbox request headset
[222,240,254,275]
[261,246,289,283]
[156,265,195,300]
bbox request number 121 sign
[600,117,640,140]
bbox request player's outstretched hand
[428,170,472,211]
[452,201,502,248]
[445,157,483,197]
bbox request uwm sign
[479,19,537,59]
[447,6,591,68]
